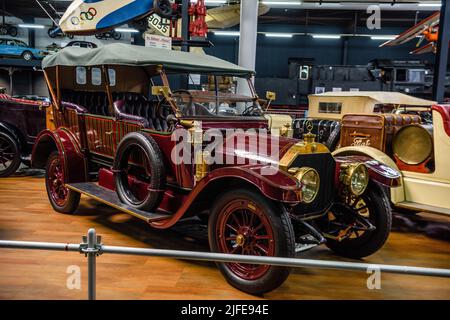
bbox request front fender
[32,128,88,183]
[332,146,404,203]
[150,164,302,229]
[201,165,302,204]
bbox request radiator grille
[289,152,336,216]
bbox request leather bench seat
[112,92,172,132]
[61,90,110,116]
[61,90,173,132]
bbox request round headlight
[294,167,320,204]
[347,163,369,196]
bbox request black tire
[208,188,295,295]
[95,33,103,40]
[48,27,57,38]
[22,51,33,61]
[0,26,7,35]
[0,131,22,177]
[114,132,165,212]
[326,182,392,259]
[112,31,121,40]
[45,151,80,214]
[153,0,174,19]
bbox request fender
[332,146,405,203]
[151,164,302,229]
[32,128,88,183]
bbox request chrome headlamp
[289,167,320,203]
[341,163,369,196]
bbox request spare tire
[393,124,433,165]
[153,0,173,19]
[114,132,165,212]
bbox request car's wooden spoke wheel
[47,155,68,207]
[45,151,80,214]
[209,189,295,295]
[0,132,21,177]
[217,199,275,280]
[0,135,15,171]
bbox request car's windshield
[158,73,263,118]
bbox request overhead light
[18,24,45,29]
[371,35,396,40]
[312,34,341,39]
[262,1,302,6]
[418,3,441,7]
[203,0,227,4]
[213,31,240,36]
[265,32,293,38]
[114,27,139,33]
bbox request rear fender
[32,128,88,182]
[332,146,404,203]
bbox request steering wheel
[242,102,263,116]
[171,89,194,116]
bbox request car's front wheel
[0,131,21,177]
[208,188,295,295]
[325,182,392,258]
[45,151,80,214]
[22,51,33,61]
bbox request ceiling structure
[0,0,442,29]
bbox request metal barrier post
[80,229,101,300]
[87,229,96,300]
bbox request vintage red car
[0,92,49,177]
[32,44,400,294]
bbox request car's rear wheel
[0,131,21,177]
[45,151,80,214]
[325,182,391,258]
[112,31,121,40]
[22,51,33,61]
[208,188,295,295]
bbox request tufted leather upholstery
[431,105,450,137]
[61,90,173,132]
[112,92,172,132]
[61,90,110,116]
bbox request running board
[66,182,170,223]
[396,201,450,216]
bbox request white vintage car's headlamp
[341,163,369,196]
[289,167,320,203]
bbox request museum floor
[0,168,449,300]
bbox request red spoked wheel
[217,199,275,280]
[209,189,295,295]
[45,151,80,214]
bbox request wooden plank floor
[0,168,449,300]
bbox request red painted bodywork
[32,128,88,182]
[432,104,450,137]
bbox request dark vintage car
[0,92,48,176]
[32,44,400,294]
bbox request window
[76,67,87,85]
[318,102,342,114]
[299,66,309,80]
[108,68,116,86]
[91,67,102,85]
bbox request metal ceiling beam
[432,0,449,103]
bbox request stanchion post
[87,228,96,300]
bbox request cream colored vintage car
[268,91,450,216]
